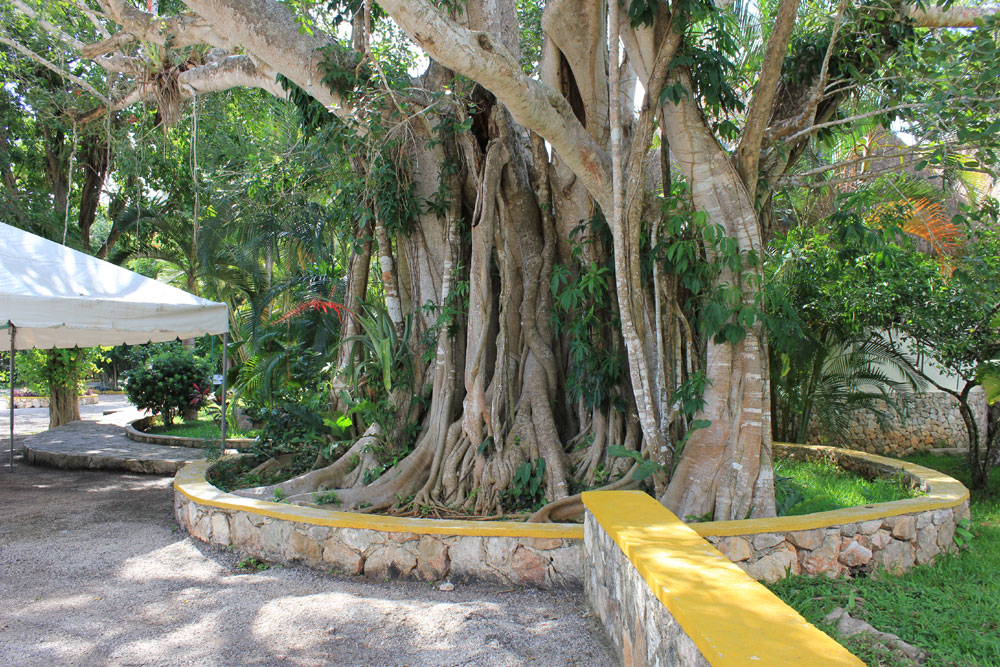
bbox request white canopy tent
[0,221,230,470]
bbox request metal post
[220,332,228,446]
[9,322,15,472]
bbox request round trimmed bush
[125,351,212,427]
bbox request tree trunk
[658,72,776,520]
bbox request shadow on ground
[0,454,613,666]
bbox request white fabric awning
[0,222,228,350]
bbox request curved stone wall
[695,444,970,581]
[127,417,257,449]
[174,460,582,588]
[808,388,986,456]
[174,444,968,587]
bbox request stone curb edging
[127,417,257,449]
[173,443,969,587]
[174,459,582,588]
[583,491,863,666]
[24,446,188,474]
[2,395,99,409]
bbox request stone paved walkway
[5,396,205,474]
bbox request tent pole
[220,332,228,446]
[9,322,15,472]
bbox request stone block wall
[584,512,708,666]
[701,502,969,583]
[582,491,863,666]
[173,444,968,593]
[808,388,986,456]
[174,492,581,588]
[1,394,99,409]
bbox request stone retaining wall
[128,417,257,449]
[583,491,862,666]
[1,394,99,409]
[808,388,986,457]
[174,460,581,588]
[584,509,708,666]
[174,444,968,588]
[693,444,970,582]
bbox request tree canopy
[3,0,1000,518]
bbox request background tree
[6,0,1000,520]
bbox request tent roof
[0,222,228,350]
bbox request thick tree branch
[97,0,234,51]
[763,0,846,146]
[377,0,613,212]
[81,31,136,59]
[78,54,286,123]
[735,0,802,199]
[180,0,345,110]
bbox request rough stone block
[859,519,883,535]
[547,545,582,588]
[364,544,417,579]
[415,536,450,581]
[839,523,860,537]
[801,535,842,576]
[870,529,892,550]
[717,536,752,562]
[931,509,953,526]
[338,527,379,553]
[389,532,419,543]
[259,520,292,559]
[289,529,323,564]
[524,537,564,550]
[936,521,956,548]
[322,540,364,574]
[191,513,212,542]
[745,545,799,582]
[752,533,784,550]
[209,512,231,546]
[786,528,825,550]
[511,545,549,587]
[916,512,932,529]
[879,539,915,573]
[915,525,938,564]
[443,538,489,582]
[838,540,873,567]
[890,515,916,541]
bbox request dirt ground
[0,454,615,666]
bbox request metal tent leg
[9,322,15,472]
[220,332,228,446]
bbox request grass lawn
[143,410,257,440]
[774,457,919,516]
[768,453,1000,666]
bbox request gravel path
[0,454,613,666]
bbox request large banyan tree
[8,0,999,520]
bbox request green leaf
[608,444,643,462]
[632,460,661,481]
[976,363,1000,405]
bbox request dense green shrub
[125,351,212,427]
[251,392,332,466]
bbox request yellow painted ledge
[693,443,969,538]
[174,443,966,543]
[582,490,863,666]
[174,459,584,539]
